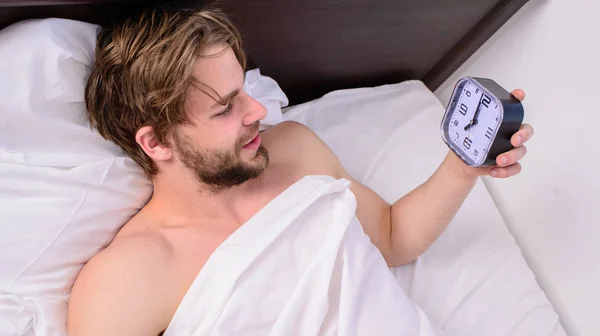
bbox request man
[68,6,533,335]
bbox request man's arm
[67,235,174,335]
[337,151,478,266]
[337,124,531,266]
[282,121,475,266]
[290,89,532,267]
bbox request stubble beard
[174,125,269,194]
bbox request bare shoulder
[261,120,314,149]
[262,121,342,176]
[262,123,395,264]
[68,231,176,335]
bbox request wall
[434,0,600,335]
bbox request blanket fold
[164,175,441,336]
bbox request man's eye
[216,103,232,117]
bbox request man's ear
[135,126,173,162]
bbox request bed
[0,0,569,335]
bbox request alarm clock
[440,77,524,167]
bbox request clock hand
[464,119,478,131]
[472,93,485,123]
[464,93,485,131]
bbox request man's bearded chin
[173,129,269,193]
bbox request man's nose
[242,92,268,126]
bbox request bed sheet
[282,80,566,335]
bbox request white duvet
[164,175,442,336]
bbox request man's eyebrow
[212,89,240,109]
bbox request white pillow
[243,68,288,129]
[0,18,153,335]
[0,18,287,335]
[283,81,565,335]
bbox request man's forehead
[194,46,243,81]
[190,46,244,104]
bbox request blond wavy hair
[85,6,246,176]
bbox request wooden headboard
[0,0,528,105]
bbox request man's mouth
[242,132,261,150]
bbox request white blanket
[164,175,442,336]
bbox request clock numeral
[485,127,494,139]
[459,103,468,116]
[476,88,480,94]
[474,150,479,156]
[465,90,471,97]
[455,132,459,140]
[463,137,472,149]
[453,120,459,126]
[482,94,492,108]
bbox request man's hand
[456,89,534,179]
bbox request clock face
[443,79,503,166]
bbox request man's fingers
[512,124,534,146]
[511,89,526,101]
[490,162,522,178]
[497,145,527,167]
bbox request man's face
[172,44,269,192]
